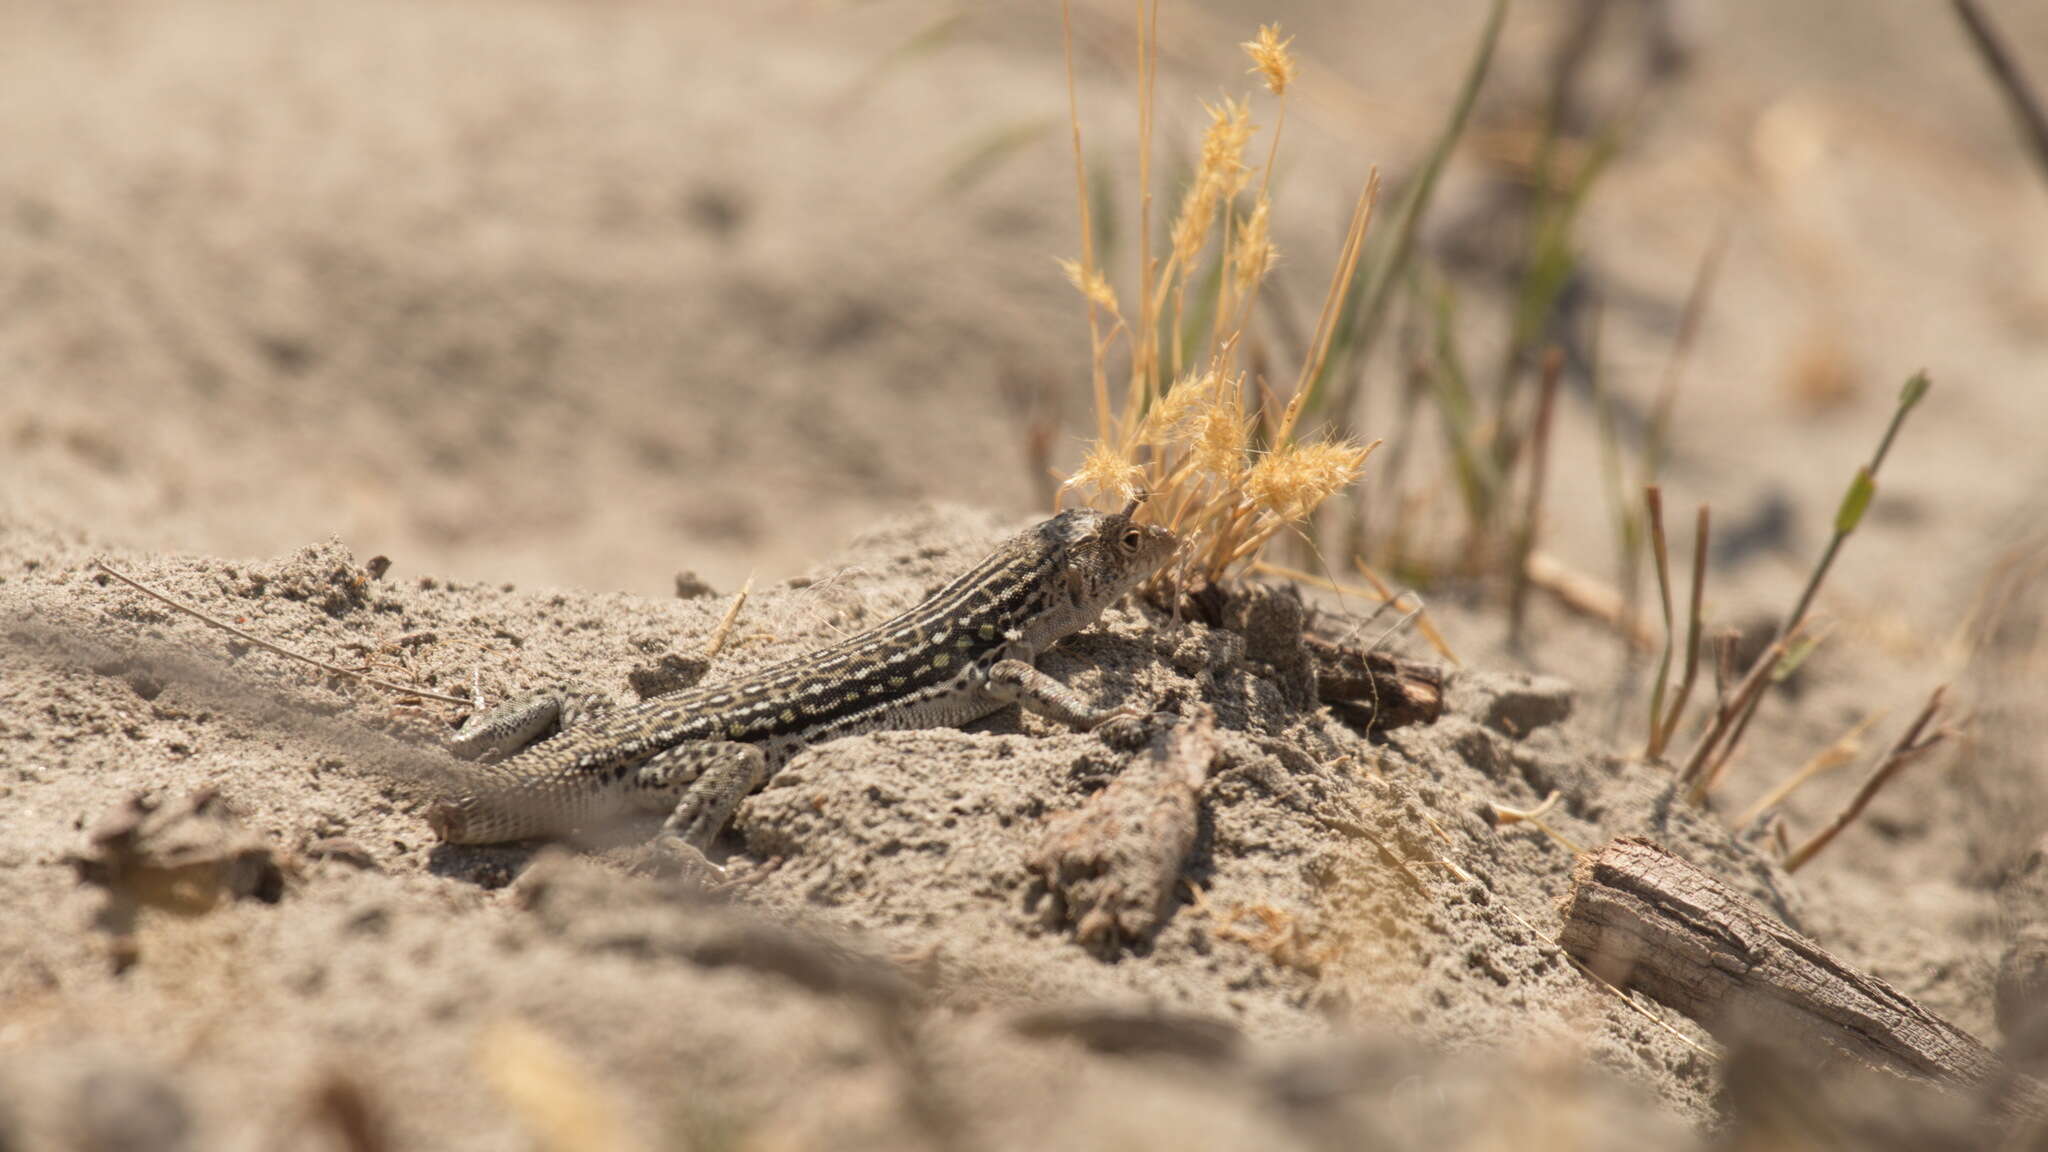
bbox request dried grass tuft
[1056,16,1378,595]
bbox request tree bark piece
[1559,837,2048,1121]
[1030,708,1219,953]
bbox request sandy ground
[4,0,2048,1148]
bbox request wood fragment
[1029,707,1219,952]
[1302,633,1444,731]
[1558,837,2048,1121]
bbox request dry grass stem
[1952,0,2048,193]
[1678,632,1790,804]
[1252,559,1458,665]
[1506,346,1564,647]
[1352,557,1458,665]
[1737,709,1887,829]
[94,560,474,707]
[1643,487,1676,758]
[1783,686,1955,872]
[1523,550,1656,650]
[1654,505,1711,758]
[704,574,754,662]
[1489,789,1582,853]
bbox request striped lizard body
[428,506,1177,852]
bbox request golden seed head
[1246,440,1372,523]
[1170,97,1256,266]
[1063,440,1145,506]
[1138,369,1218,447]
[1231,195,1275,295]
[1242,24,1297,96]
[1200,95,1256,200]
[1191,378,1251,481]
[1056,257,1121,317]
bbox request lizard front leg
[983,658,1152,748]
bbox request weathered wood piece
[1559,836,2048,1120]
[1302,635,1444,732]
[1029,708,1220,952]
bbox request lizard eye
[1119,529,1143,553]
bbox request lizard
[426,503,1179,859]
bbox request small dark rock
[673,570,718,600]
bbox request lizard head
[1042,500,1179,614]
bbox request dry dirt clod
[67,788,286,966]
[303,837,380,871]
[1222,583,1318,712]
[625,653,710,699]
[1028,705,1221,954]
[672,570,718,600]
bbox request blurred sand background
[5,0,2044,601]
